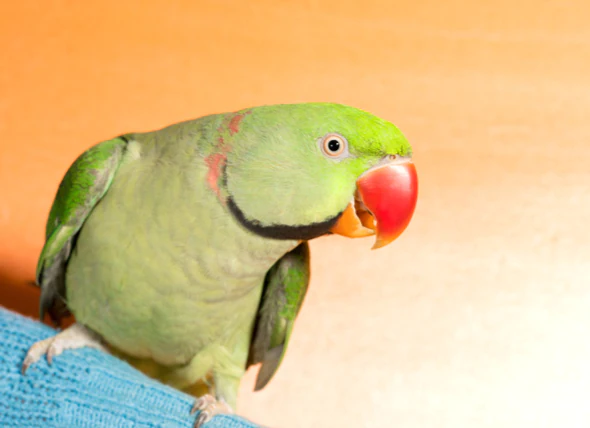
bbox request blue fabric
[0,307,259,428]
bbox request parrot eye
[320,133,349,160]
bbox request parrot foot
[190,394,233,427]
[22,322,109,374]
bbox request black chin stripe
[227,197,342,240]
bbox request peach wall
[1,1,589,427]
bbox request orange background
[1,1,589,427]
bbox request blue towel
[0,307,259,427]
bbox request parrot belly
[64,151,298,370]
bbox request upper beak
[330,158,418,249]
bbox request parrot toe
[22,322,109,374]
[190,394,233,427]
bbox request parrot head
[219,103,418,249]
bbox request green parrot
[22,103,418,426]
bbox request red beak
[330,160,418,249]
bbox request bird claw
[21,323,108,375]
[22,336,56,374]
[191,394,233,428]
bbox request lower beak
[330,160,418,249]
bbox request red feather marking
[205,136,229,202]
[228,110,252,135]
[205,111,252,201]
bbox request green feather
[36,137,127,323]
[248,242,310,390]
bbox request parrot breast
[64,129,299,367]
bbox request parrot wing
[36,137,128,324]
[247,242,311,390]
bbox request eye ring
[320,133,349,159]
